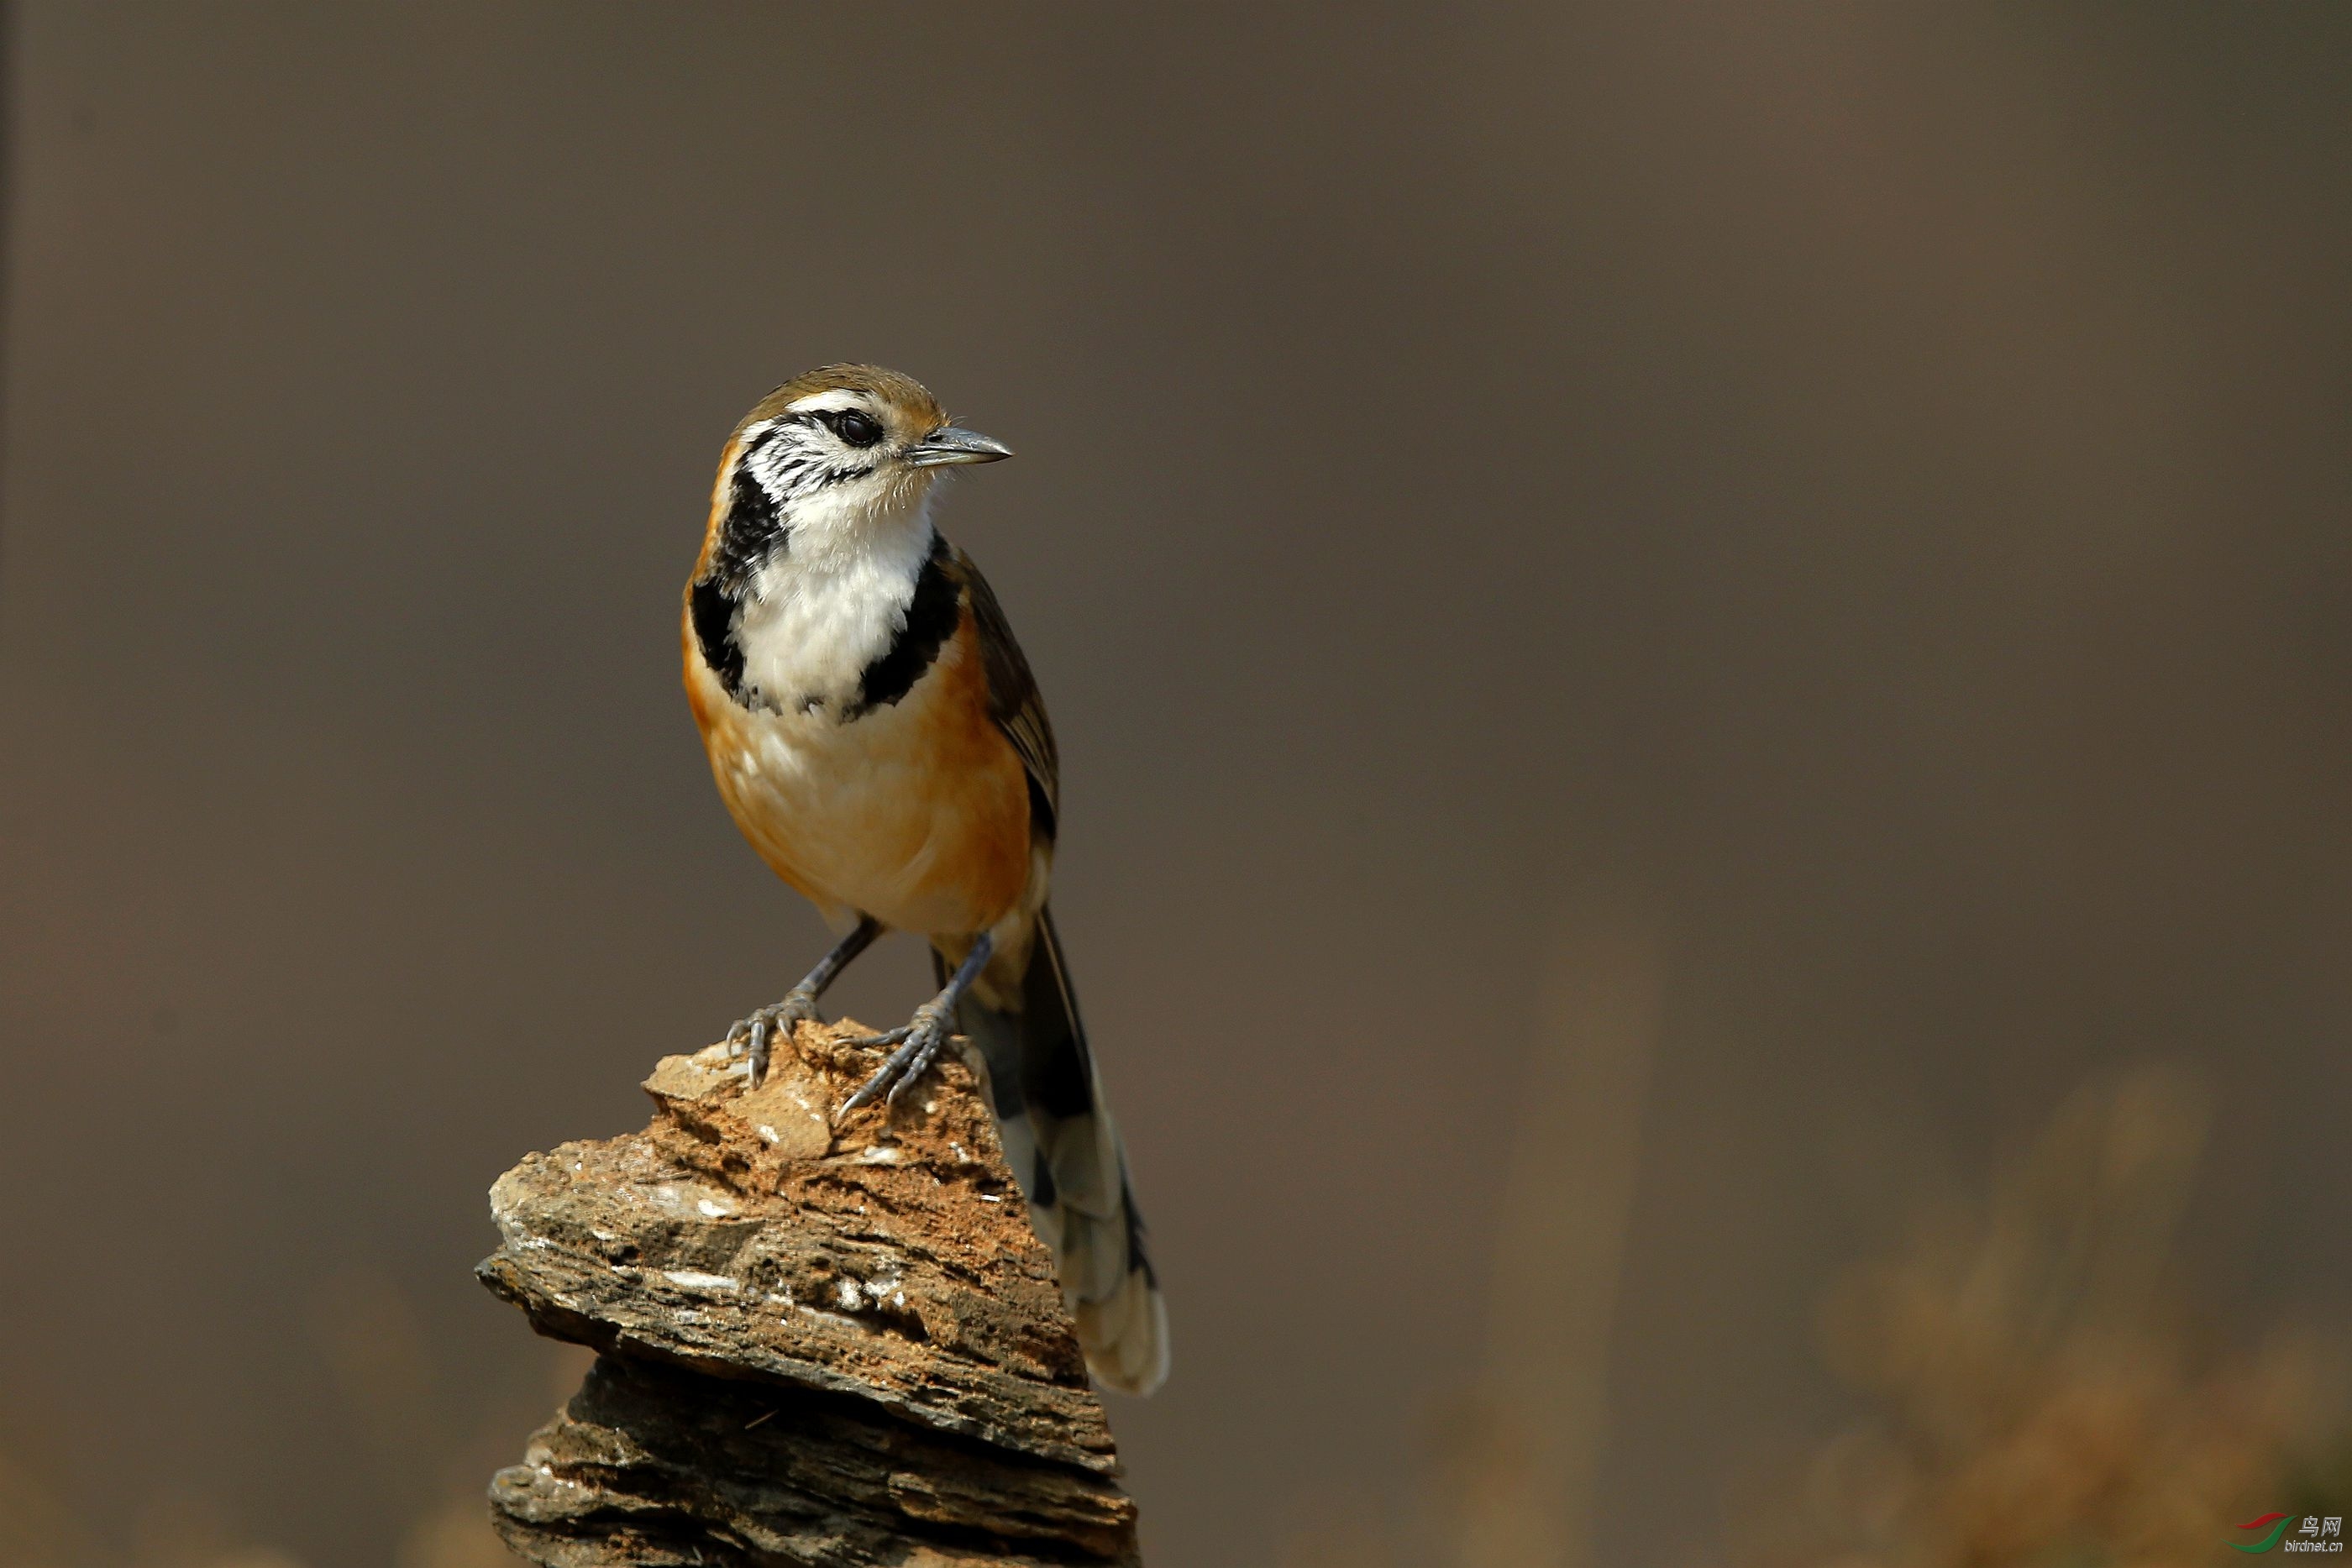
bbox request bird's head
[720,364,1011,558]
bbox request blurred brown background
[3,4,2348,1565]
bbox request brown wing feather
[942,543,1060,843]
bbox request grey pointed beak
[905,426,1014,468]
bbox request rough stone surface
[479,1021,1141,1566]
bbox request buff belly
[688,623,1033,938]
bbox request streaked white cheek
[732,475,937,711]
[784,476,899,558]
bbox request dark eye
[825,410,884,448]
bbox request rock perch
[477,1020,1142,1566]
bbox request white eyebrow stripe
[785,389,872,414]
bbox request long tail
[940,905,1168,1395]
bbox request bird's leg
[727,915,883,1083]
[837,932,994,1120]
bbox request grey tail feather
[939,905,1168,1396]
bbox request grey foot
[724,989,821,1085]
[836,1004,956,1120]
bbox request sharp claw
[746,1018,771,1085]
[834,1071,889,1121]
[722,989,829,1085]
[833,1012,958,1122]
[836,1034,912,1119]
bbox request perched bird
[681,364,1167,1396]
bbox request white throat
[734,479,937,712]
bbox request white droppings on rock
[664,1270,738,1293]
[855,1145,901,1165]
[795,1303,864,1331]
[696,1198,734,1217]
[836,1278,862,1311]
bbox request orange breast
[684,608,1033,937]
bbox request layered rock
[478,1024,1141,1566]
